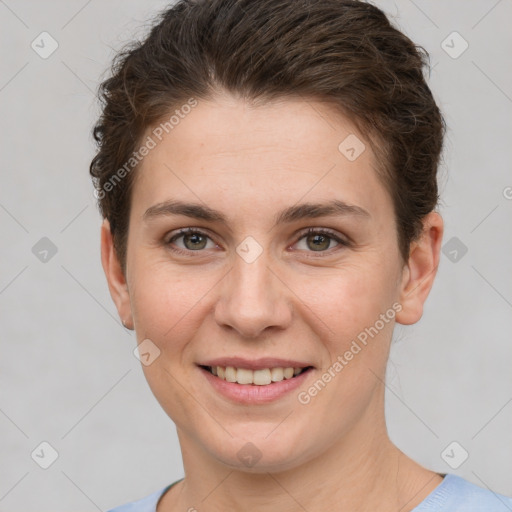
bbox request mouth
[198,364,314,386]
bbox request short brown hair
[90,0,445,272]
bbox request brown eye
[182,232,208,250]
[294,228,347,254]
[166,228,215,253]
[305,232,333,251]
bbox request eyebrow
[143,199,371,226]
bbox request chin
[203,430,313,474]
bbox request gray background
[0,0,511,510]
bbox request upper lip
[198,357,314,371]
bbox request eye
[166,228,217,254]
[165,227,349,256]
[293,228,348,253]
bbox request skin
[101,91,444,512]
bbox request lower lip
[199,366,313,404]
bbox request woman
[90,0,512,510]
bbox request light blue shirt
[107,473,512,511]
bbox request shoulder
[414,473,512,512]
[106,485,171,512]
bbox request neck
[159,386,442,512]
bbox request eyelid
[295,226,347,243]
[166,226,216,242]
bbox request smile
[200,365,312,385]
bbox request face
[102,92,441,473]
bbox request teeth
[207,365,307,385]
[253,369,272,385]
[270,367,284,381]
[236,368,254,385]
[283,367,294,379]
[225,366,237,382]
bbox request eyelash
[165,227,349,257]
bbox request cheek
[301,264,398,338]
[129,267,208,425]
[129,247,400,352]
[297,271,398,430]
[129,261,213,340]
[299,266,400,415]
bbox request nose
[214,247,292,339]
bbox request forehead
[131,95,393,227]
[151,94,365,163]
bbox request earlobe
[100,219,134,330]
[395,212,444,326]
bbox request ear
[100,219,134,330]
[395,212,444,325]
